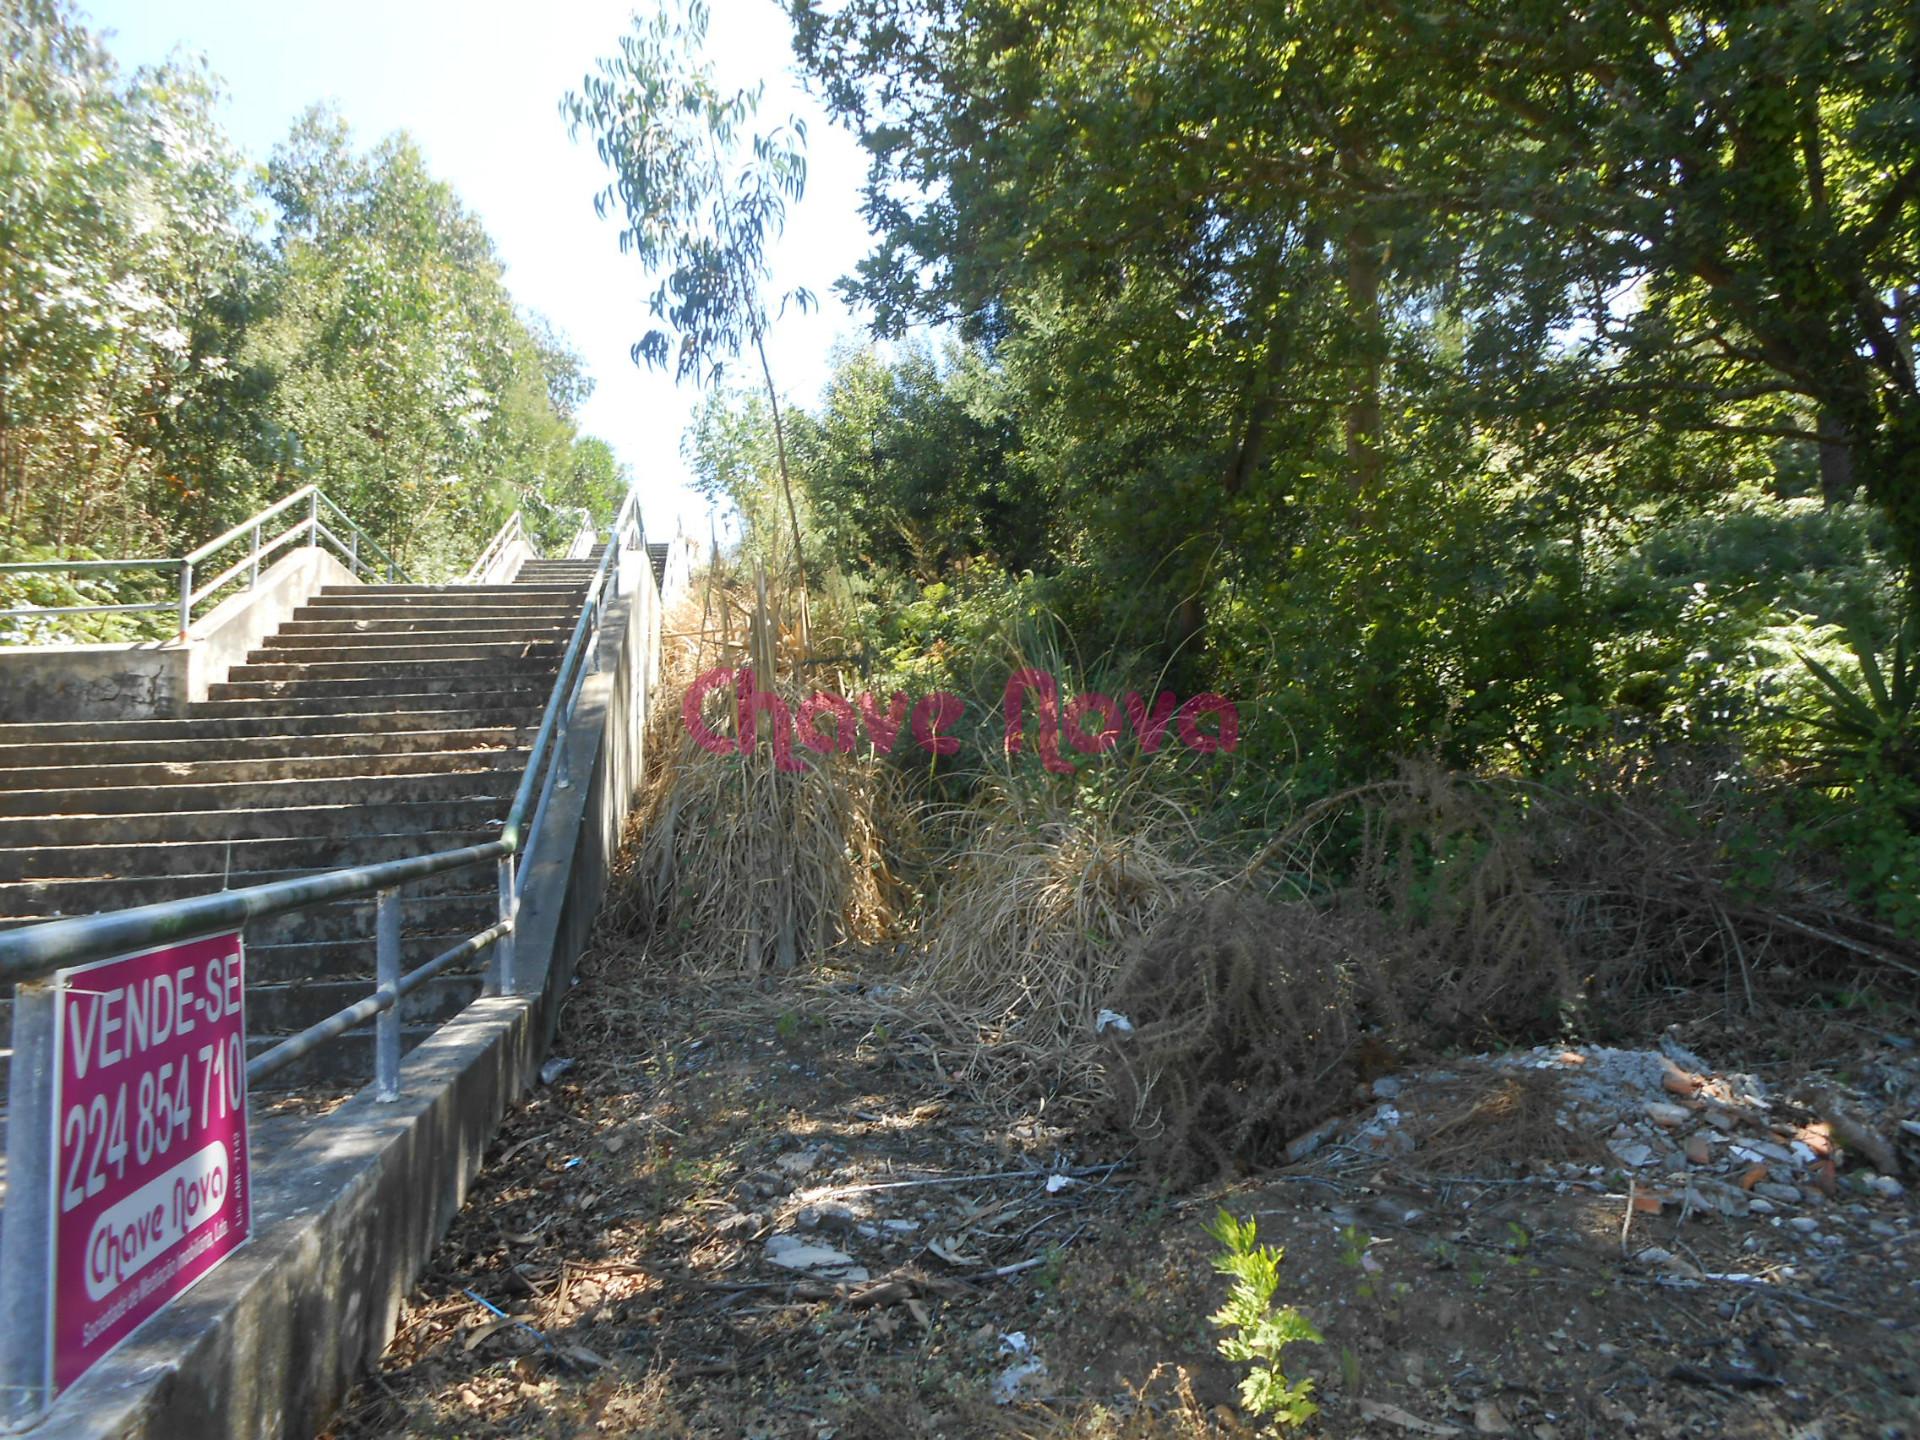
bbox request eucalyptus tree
[563,0,813,579]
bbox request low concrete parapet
[0,548,357,723]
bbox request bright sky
[83,0,878,546]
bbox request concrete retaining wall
[0,643,191,723]
[32,563,661,1440]
[0,548,356,723]
[186,548,357,704]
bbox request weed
[1205,1210,1322,1431]
[1503,1221,1532,1266]
[1034,1244,1069,1294]
[1339,1344,1363,1396]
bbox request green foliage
[1798,625,1918,783]
[1205,1209,1322,1431]
[694,1,1920,948]
[1,5,620,604]
[563,0,810,385]
[564,0,811,572]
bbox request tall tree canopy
[0,0,626,605]
[789,0,1920,596]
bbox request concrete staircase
[0,550,604,1091]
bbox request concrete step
[249,974,480,1034]
[0,798,507,845]
[0,710,538,744]
[0,746,528,792]
[0,727,525,768]
[247,1026,445,1090]
[0,767,517,818]
[0,890,493,943]
[248,929,484,983]
[313,585,586,601]
[223,659,556,687]
[206,674,554,701]
[288,603,583,623]
[273,618,574,639]
[252,639,568,663]
[0,829,495,881]
[188,690,547,718]
[0,860,499,915]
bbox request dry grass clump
[1337,762,1579,1048]
[905,770,1233,1096]
[1314,757,1911,1040]
[1101,893,1360,1186]
[601,567,912,972]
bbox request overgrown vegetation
[0,0,626,636]
[620,2,1919,1075]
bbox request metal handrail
[0,487,645,994]
[0,484,409,639]
[465,512,530,583]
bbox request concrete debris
[764,1234,869,1283]
[1298,1038,1919,1236]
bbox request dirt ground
[323,947,1920,1440]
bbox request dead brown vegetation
[603,565,911,972]
[1101,893,1358,1186]
[603,571,1917,1185]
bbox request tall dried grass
[600,564,912,972]
[910,768,1228,1052]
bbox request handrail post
[249,519,262,590]
[350,527,360,578]
[375,888,401,1101]
[0,981,57,1423]
[493,856,517,994]
[177,559,193,641]
[308,489,320,548]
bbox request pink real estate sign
[49,931,251,1393]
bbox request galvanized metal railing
[0,484,408,642]
[463,511,530,584]
[0,488,648,1422]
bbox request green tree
[254,108,601,574]
[0,0,261,553]
[791,0,1920,601]
[564,0,813,579]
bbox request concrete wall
[0,643,191,723]
[515,548,659,1033]
[186,547,356,704]
[472,537,536,585]
[33,561,663,1440]
[0,548,356,724]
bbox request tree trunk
[1343,220,1384,500]
[1817,405,1856,506]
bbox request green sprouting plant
[1205,1210,1322,1431]
[1337,1221,1370,1271]
[1798,625,1917,781]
